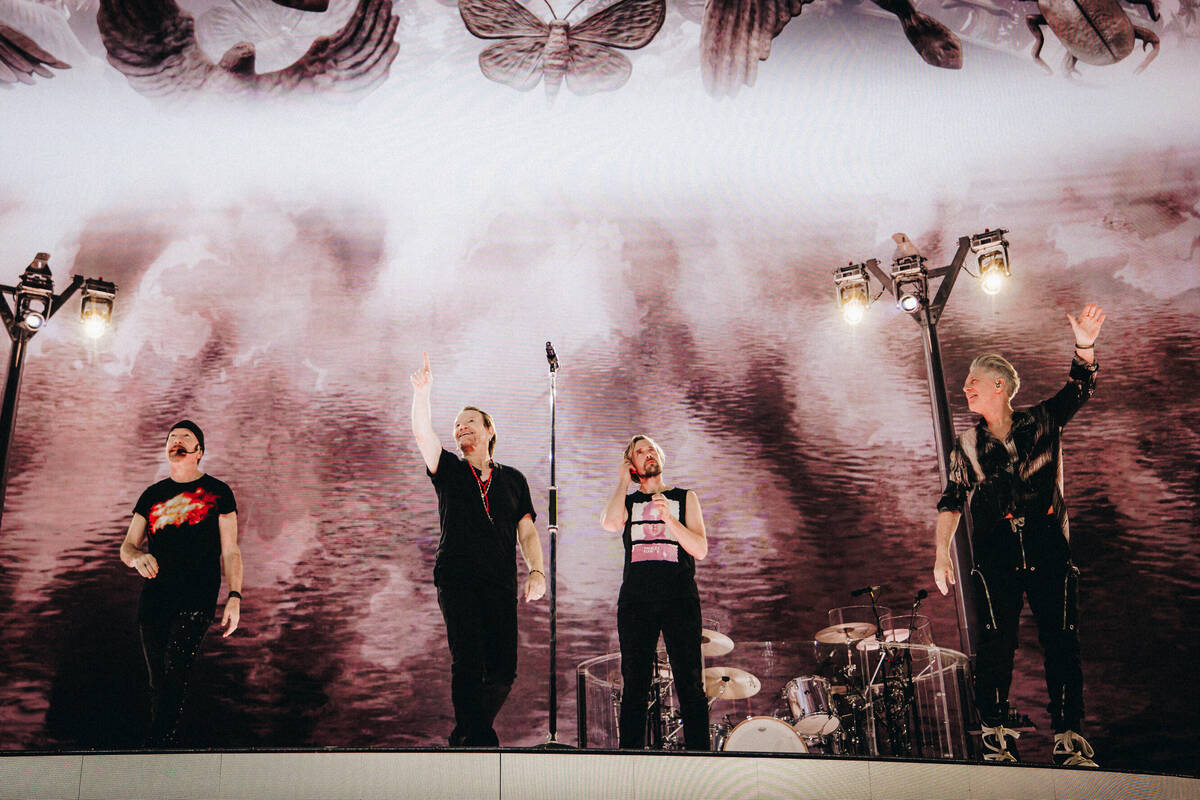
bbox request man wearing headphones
[120,420,242,746]
[601,434,710,750]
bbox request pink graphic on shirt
[630,497,679,563]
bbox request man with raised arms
[120,420,242,746]
[601,435,710,750]
[933,305,1105,767]
[410,353,545,747]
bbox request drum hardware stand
[901,589,929,756]
[862,586,903,754]
[645,653,677,748]
[829,637,867,754]
[662,673,733,749]
[646,677,665,749]
[837,643,859,686]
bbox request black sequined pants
[139,608,212,746]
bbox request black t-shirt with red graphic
[133,474,237,618]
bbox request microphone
[911,588,928,614]
[908,589,929,642]
[545,341,559,372]
[850,585,880,597]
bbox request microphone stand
[908,590,927,643]
[864,586,898,754]
[541,342,570,748]
[904,590,927,756]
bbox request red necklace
[470,462,493,521]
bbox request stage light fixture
[969,229,1010,296]
[890,254,928,314]
[15,254,55,333]
[0,253,119,532]
[80,278,117,339]
[829,227,1015,657]
[834,263,871,325]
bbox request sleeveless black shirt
[619,486,699,605]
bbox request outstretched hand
[411,352,432,391]
[1067,304,1105,347]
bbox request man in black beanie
[120,420,242,746]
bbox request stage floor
[1,749,1196,800]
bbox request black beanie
[168,419,205,452]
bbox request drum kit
[642,606,937,756]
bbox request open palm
[1067,304,1105,346]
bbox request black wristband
[228,590,242,600]
[530,570,544,578]
[1074,342,1094,349]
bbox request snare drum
[722,716,808,753]
[784,675,841,737]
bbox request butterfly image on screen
[458,0,666,99]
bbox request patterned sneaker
[981,724,1020,762]
[1053,731,1098,767]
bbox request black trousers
[437,580,518,746]
[971,562,1083,732]
[139,607,212,746]
[617,596,710,751]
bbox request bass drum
[722,716,809,753]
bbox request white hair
[970,353,1020,400]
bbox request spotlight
[0,252,120,532]
[890,254,928,314]
[80,278,116,339]
[15,254,55,333]
[827,227,1016,657]
[969,229,1010,296]
[834,263,872,325]
[843,295,867,324]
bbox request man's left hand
[221,598,241,637]
[1067,304,1106,346]
[524,571,546,602]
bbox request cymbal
[814,622,877,644]
[703,666,761,700]
[856,627,913,651]
[700,629,734,657]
